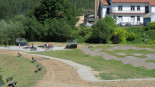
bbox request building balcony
[111,10,149,14]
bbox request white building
[99,0,155,26]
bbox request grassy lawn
[0,54,46,87]
[33,49,155,80]
[146,60,155,64]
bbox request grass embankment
[0,54,46,87]
[33,49,155,80]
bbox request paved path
[0,46,65,51]
[80,46,155,70]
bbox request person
[35,45,37,51]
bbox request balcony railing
[111,10,147,13]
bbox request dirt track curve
[1,49,155,87]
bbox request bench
[17,52,22,57]
[88,46,93,48]
[7,81,17,87]
[32,57,37,63]
[34,66,42,73]
[6,77,13,83]
[6,77,17,87]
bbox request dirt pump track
[0,50,155,87]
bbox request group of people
[43,43,54,50]
[31,44,37,51]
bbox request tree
[44,18,74,42]
[91,19,111,43]
[34,0,77,25]
[0,0,40,19]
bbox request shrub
[148,40,155,44]
[111,27,128,44]
[44,18,74,42]
[77,26,92,43]
[91,18,111,43]
[124,27,146,44]
[147,22,155,30]
[127,32,137,41]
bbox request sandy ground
[0,49,155,87]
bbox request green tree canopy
[34,0,77,25]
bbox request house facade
[98,0,155,26]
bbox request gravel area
[116,52,127,56]
[80,47,155,70]
[108,46,155,51]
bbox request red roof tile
[112,0,148,3]
[150,0,155,5]
[101,0,109,5]
[101,0,155,6]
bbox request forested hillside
[70,0,95,15]
[70,0,94,9]
[0,0,94,19]
[0,0,40,19]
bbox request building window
[118,6,122,11]
[118,16,123,21]
[137,6,140,11]
[137,16,140,21]
[131,6,135,11]
[131,16,135,22]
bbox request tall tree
[34,0,77,25]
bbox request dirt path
[1,49,155,87]
[0,50,101,87]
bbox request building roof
[144,13,155,18]
[112,0,149,3]
[149,0,155,6]
[101,0,109,5]
[111,0,155,6]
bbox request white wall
[151,6,155,12]
[111,14,145,25]
[111,2,149,13]
[101,7,107,18]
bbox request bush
[127,32,137,41]
[148,40,155,44]
[91,19,111,43]
[0,19,25,45]
[111,27,128,44]
[44,18,75,42]
[147,22,155,30]
[124,27,146,44]
[146,30,155,41]
[77,26,92,43]
[90,16,116,43]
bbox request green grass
[0,54,46,87]
[146,60,155,64]
[33,49,155,80]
